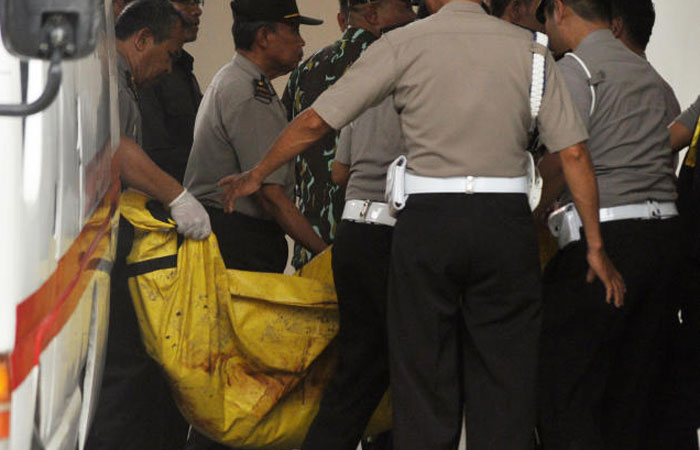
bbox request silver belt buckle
[647,200,661,219]
[359,200,372,221]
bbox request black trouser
[538,218,682,450]
[186,207,287,450]
[642,254,700,450]
[388,194,542,450]
[86,217,189,450]
[301,220,393,450]
[205,205,288,271]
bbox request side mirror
[0,0,104,116]
[0,0,103,60]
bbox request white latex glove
[168,188,211,240]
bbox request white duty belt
[342,199,397,227]
[548,201,679,249]
[404,173,529,195]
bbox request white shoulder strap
[530,32,548,132]
[564,52,596,116]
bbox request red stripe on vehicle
[10,175,120,390]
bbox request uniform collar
[439,0,487,15]
[577,29,615,52]
[341,26,377,43]
[117,52,138,97]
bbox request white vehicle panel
[38,281,93,443]
[0,34,22,353]
[8,369,38,450]
[44,387,81,450]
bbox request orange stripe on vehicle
[0,358,8,403]
[0,410,8,439]
[10,176,120,390]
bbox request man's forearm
[117,134,184,205]
[536,152,566,214]
[252,109,332,184]
[559,143,603,250]
[669,121,693,152]
[259,185,328,255]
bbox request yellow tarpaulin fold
[119,191,391,449]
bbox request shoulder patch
[253,77,274,104]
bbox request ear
[337,12,348,31]
[510,0,523,21]
[134,28,153,51]
[255,24,273,49]
[363,5,379,26]
[610,17,623,38]
[552,0,566,24]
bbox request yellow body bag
[119,192,391,449]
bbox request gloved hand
[168,188,212,240]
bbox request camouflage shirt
[282,27,377,269]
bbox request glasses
[172,0,204,8]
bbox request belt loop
[465,176,475,194]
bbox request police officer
[299,13,415,450]
[183,0,325,275]
[219,1,624,448]
[87,2,211,449]
[537,0,682,449]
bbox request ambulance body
[0,0,120,448]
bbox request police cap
[231,0,323,25]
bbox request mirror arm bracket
[0,16,69,117]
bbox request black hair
[611,0,655,50]
[489,0,512,17]
[339,0,350,16]
[231,19,277,51]
[416,1,431,18]
[115,0,181,43]
[543,0,611,23]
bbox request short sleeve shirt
[557,30,677,208]
[335,97,405,202]
[677,95,700,132]
[312,1,588,179]
[117,53,142,144]
[184,53,293,220]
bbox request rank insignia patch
[254,77,274,104]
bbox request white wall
[647,1,700,111]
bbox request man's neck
[238,49,281,80]
[116,41,136,75]
[567,19,609,51]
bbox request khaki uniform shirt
[558,30,677,208]
[312,1,588,179]
[677,95,700,131]
[336,98,405,202]
[117,53,142,144]
[184,54,294,219]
